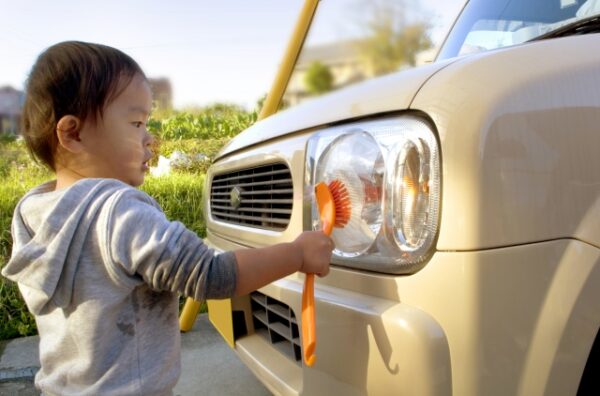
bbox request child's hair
[21,41,146,171]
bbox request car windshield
[280,0,464,109]
[438,0,600,60]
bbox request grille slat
[210,163,293,231]
[211,168,290,184]
[250,291,302,364]
[211,205,292,215]
[211,178,292,190]
[211,189,293,196]
[211,199,292,205]
[211,211,290,225]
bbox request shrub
[304,61,333,94]
[0,132,17,144]
[150,138,229,174]
[148,105,257,141]
[0,281,38,339]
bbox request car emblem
[229,186,243,210]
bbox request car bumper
[204,230,599,396]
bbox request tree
[354,0,433,75]
[304,61,334,95]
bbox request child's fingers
[295,230,334,275]
[316,234,333,276]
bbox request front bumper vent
[210,163,293,231]
[250,291,301,364]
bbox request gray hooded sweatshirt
[1,178,237,396]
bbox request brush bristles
[328,179,351,228]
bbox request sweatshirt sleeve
[101,188,237,300]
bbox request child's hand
[292,231,334,277]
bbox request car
[182,0,600,394]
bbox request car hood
[217,59,456,158]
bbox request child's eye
[132,121,144,128]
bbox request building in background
[284,40,436,107]
[148,78,173,112]
[284,40,370,106]
[0,86,24,135]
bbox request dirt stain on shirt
[116,321,135,336]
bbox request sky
[0,0,464,110]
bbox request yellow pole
[179,299,202,332]
[179,0,319,334]
[258,0,319,120]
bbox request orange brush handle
[315,182,335,235]
[302,182,335,367]
[302,273,316,367]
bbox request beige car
[193,0,600,394]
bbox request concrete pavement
[0,314,271,396]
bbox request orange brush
[302,179,351,367]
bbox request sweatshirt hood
[2,179,127,315]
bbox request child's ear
[56,115,83,153]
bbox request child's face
[79,73,154,186]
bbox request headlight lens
[390,138,434,251]
[315,130,384,256]
[305,116,440,274]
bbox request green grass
[1,139,220,340]
[0,140,50,339]
[141,173,207,238]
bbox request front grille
[250,291,302,364]
[210,163,293,231]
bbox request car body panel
[411,34,600,251]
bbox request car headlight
[305,115,440,274]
